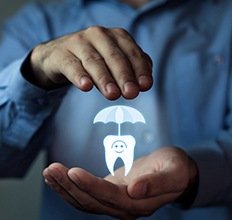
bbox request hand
[43,164,139,219]
[43,147,198,219]
[105,147,198,201]
[26,26,153,100]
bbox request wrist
[21,50,51,90]
[21,48,68,90]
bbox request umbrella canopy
[93,105,146,135]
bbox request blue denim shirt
[0,0,232,219]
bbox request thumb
[127,172,187,199]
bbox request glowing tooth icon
[93,105,146,176]
[103,135,135,176]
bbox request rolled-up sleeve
[0,3,68,177]
[0,57,68,177]
[1,58,67,149]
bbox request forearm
[0,57,68,177]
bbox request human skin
[24,26,153,100]
[43,147,198,219]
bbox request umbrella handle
[118,123,121,136]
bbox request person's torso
[40,0,232,219]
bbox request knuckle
[65,31,86,44]
[95,73,110,85]
[71,32,85,42]
[87,25,106,35]
[34,43,56,66]
[114,69,134,83]
[113,27,130,38]
[79,47,104,64]
[108,50,124,61]
[128,48,143,59]
[83,53,104,64]
[61,57,79,70]
[44,39,59,50]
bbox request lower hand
[43,147,198,219]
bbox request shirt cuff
[2,58,69,149]
[6,58,68,108]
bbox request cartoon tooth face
[112,140,127,153]
[103,135,136,176]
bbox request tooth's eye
[121,145,123,148]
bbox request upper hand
[27,26,153,100]
[43,147,198,219]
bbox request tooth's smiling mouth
[115,149,124,153]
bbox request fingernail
[138,75,149,86]
[79,76,89,85]
[138,75,153,90]
[79,76,93,91]
[123,82,139,98]
[106,82,119,94]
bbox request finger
[74,41,121,100]
[68,167,128,209]
[68,168,181,218]
[54,50,94,91]
[44,163,128,218]
[87,26,140,99]
[112,28,153,91]
[68,167,142,216]
[43,163,102,212]
[43,165,85,211]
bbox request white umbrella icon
[93,105,146,176]
[93,105,146,135]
